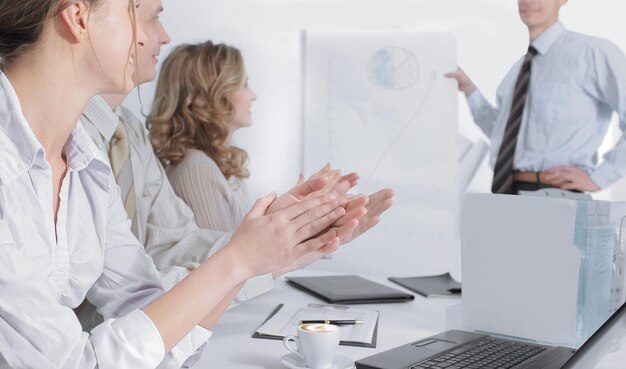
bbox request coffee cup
[283,323,340,369]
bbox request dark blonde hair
[148,41,250,180]
[0,0,138,71]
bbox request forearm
[198,281,245,330]
[144,246,249,352]
[466,89,499,137]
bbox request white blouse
[167,148,251,232]
[0,72,209,368]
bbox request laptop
[356,301,626,369]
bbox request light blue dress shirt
[467,22,626,189]
[0,72,210,368]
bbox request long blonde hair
[148,41,250,180]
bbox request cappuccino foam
[299,323,339,333]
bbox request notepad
[286,275,414,304]
[389,273,461,298]
[252,303,379,347]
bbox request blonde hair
[148,41,250,180]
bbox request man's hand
[271,188,394,279]
[298,163,359,194]
[543,166,600,192]
[445,67,477,96]
[267,177,334,215]
[338,188,394,244]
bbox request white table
[191,270,625,369]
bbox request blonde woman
[0,1,359,367]
[149,41,392,234]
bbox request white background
[125,0,626,200]
[123,0,626,274]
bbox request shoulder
[178,149,221,170]
[169,149,224,179]
[118,106,151,142]
[560,30,624,61]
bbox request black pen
[299,319,364,326]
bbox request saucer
[280,353,355,369]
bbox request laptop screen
[561,302,626,369]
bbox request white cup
[283,323,340,369]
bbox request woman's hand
[228,192,348,278]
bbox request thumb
[246,192,277,219]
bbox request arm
[447,66,502,137]
[544,41,626,191]
[0,182,188,369]
[122,111,233,289]
[165,158,274,304]
[87,175,211,368]
[146,191,351,351]
[584,40,626,189]
[145,152,273,306]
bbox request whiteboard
[303,30,458,276]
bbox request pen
[299,320,364,326]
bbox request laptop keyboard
[410,337,547,369]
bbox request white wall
[124,0,626,202]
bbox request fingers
[332,195,368,227]
[277,194,339,221]
[560,182,582,191]
[311,163,331,179]
[245,192,277,219]
[340,172,359,187]
[366,189,394,216]
[297,229,341,257]
[544,168,576,187]
[327,180,351,198]
[335,218,360,243]
[286,177,328,199]
[297,173,304,185]
[341,189,393,243]
[293,206,346,241]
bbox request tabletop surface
[191,270,625,369]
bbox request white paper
[256,304,378,344]
[459,138,488,192]
[302,29,459,276]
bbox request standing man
[448,0,626,194]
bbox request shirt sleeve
[87,175,212,368]
[0,181,167,369]
[125,114,272,305]
[124,114,232,289]
[465,87,501,137]
[582,39,626,189]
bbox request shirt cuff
[590,163,622,190]
[465,88,485,111]
[170,325,212,367]
[91,309,165,369]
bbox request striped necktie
[491,46,538,194]
[109,119,137,228]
